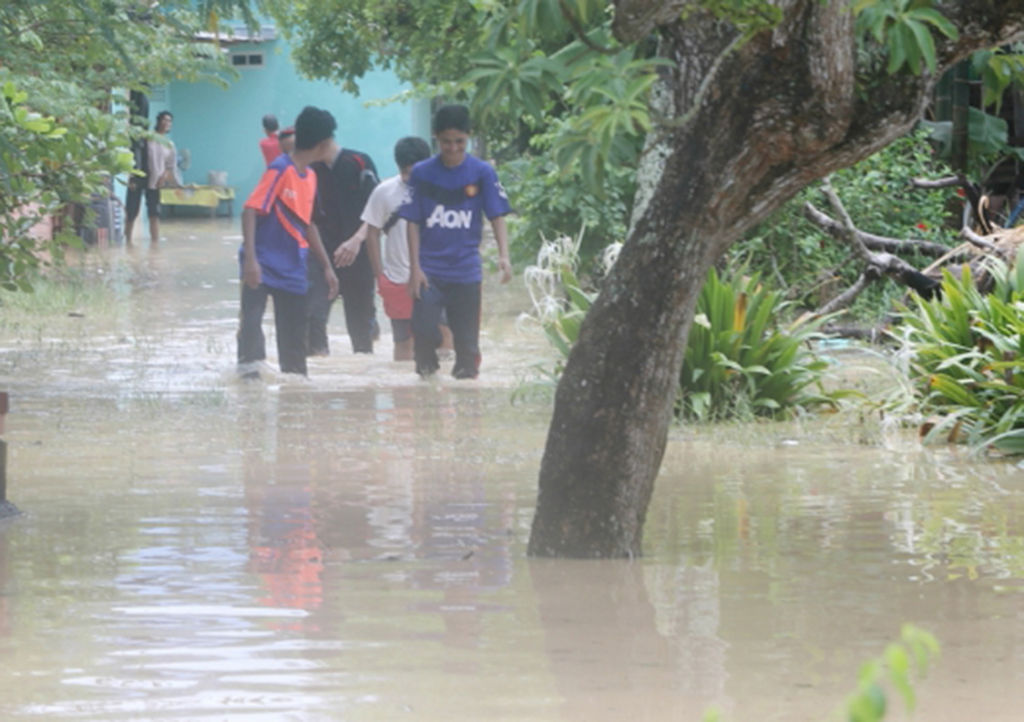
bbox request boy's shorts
[378,273,412,321]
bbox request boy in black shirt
[306,141,379,355]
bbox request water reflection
[0,531,9,639]
[531,559,724,721]
[0,221,1022,720]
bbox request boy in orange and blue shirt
[237,107,339,378]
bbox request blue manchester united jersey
[398,154,510,283]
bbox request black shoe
[417,362,439,379]
[452,365,478,380]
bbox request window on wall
[231,52,264,68]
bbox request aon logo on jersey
[426,205,473,230]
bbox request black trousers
[125,185,160,222]
[237,283,309,375]
[306,244,376,354]
[412,278,481,377]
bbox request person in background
[361,136,452,361]
[400,104,512,379]
[307,135,380,355]
[125,110,176,246]
[278,126,295,156]
[259,114,281,167]
[237,107,339,378]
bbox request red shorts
[378,273,412,320]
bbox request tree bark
[528,0,1024,558]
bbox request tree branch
[559,0,619,54]
[961,225,1000,253]
[816,271,875,315]
[815,176,943,301]
[911,175,966,189]
[803,202,962,258]
[821,175,871,262]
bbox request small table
[161,185,235,217]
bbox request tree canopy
[0,0,249,289]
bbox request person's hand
[333,235,362,267]
[324,266,339,300]
[497,256,512,284]
[407,267,428,300]
[242,257,261,289]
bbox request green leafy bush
[504,127,635,269]
[521,235,840,420]
[679,268,838,421]
[899,247,1024,454]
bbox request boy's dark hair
[432,104,471,135]
[154,110,172,130]
[294,106,336,150]
[394,136,431,170]
[262,114,279,133]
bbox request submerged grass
[0,267,121,335]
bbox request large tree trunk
[528,0,1024,558]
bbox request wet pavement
[0,218,1022,720]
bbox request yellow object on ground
[160,185,235,217]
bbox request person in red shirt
[238,107,339,378]
[259,114,282,167]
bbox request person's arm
[491,215,512,284]
[309,224,339,300]
[406,221,428,300]
[333,221,368,267]
[241,207,261,289]
[364,225,383,277]
[160,142,178,187]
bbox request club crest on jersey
[464,183,479,198]
[426,204,473,229]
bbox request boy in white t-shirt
[361,137,451,361]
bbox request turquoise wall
[159,35,430,212]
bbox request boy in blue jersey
[400,104,512,379]
[237,106,340,378]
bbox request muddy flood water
[0,218,1023,721]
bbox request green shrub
[899,247,1024,453]
[504,127,635,269]
[521,235,841,420]
[679,268,839,421]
